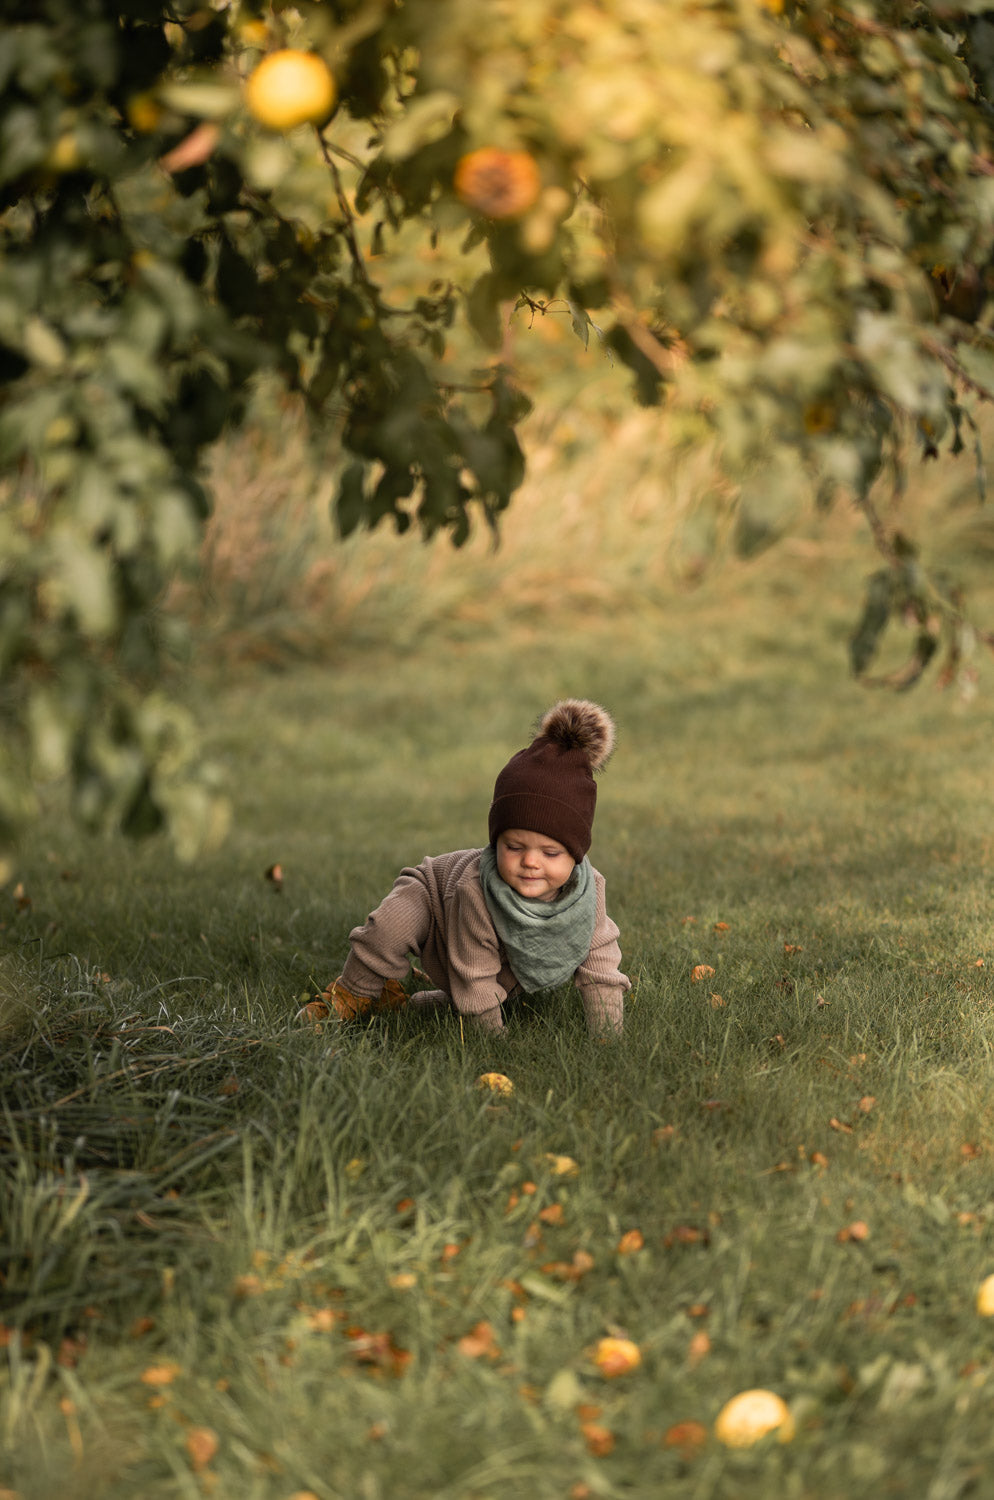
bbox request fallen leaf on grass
[502,1278,529,1305]
[264,862,284,893]
[582,1421,615,1456]
[186,1427,219,1472]
[837,1220,870,1243]
[345,1328,411,1376]
[616,1229,644,1255]
[710,993,726,1008]
[304,1307,339,1333]
[688,1330,711,1365]
[59,1397,82,1462]
[846,1292,916,1323]
[829,1117,853,1134]
[542,1250,595,1283]
[457,1320,501,1360]
[961,1143,982,1160]
[663,1420,708,1455]
[233,1270,265,1299]
[691,965,716,983]
[858,1095,876,1114]
[713,921,730,933]
[543,1153,579,1177]
[141,1362,182,1386]
[665,1224,708,1248]
[538,1203,565,1226]
[783,943,803,956]
[389,1273,417,1290]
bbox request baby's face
[494,829,575,902]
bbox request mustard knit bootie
[295,976,409,1025]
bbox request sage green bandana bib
[479,844,596,992]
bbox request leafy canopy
[3,0,994,871]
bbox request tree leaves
[4,0,994,863]
[848,544,977,690]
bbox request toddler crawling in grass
[300,699,630,1035]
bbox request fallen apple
[976,1274,994,1316]
[476,1072,514,1095]
[592,1336,642,1378]
[543,1153,579,1177]
[714,1389,794,1447]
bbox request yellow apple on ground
[476,1072,514,1095]
[976,1274,994,1315]
[714,1389,795,1447]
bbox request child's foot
[296,976,409,1025]
[407,988,450,1013]
[295,998,331,1025]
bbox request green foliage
[5,0,994,864]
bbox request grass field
[6,405,994,1498]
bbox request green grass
[6,520,994,1498]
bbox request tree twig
[318,131,372,288]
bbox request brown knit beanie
[488,699,616,862]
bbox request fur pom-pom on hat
[538,699,616,773]
[488,699,616,862]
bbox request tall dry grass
[173,348,994,665]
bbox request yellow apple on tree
[245,49,336,131]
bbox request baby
[302,699,630,1034]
